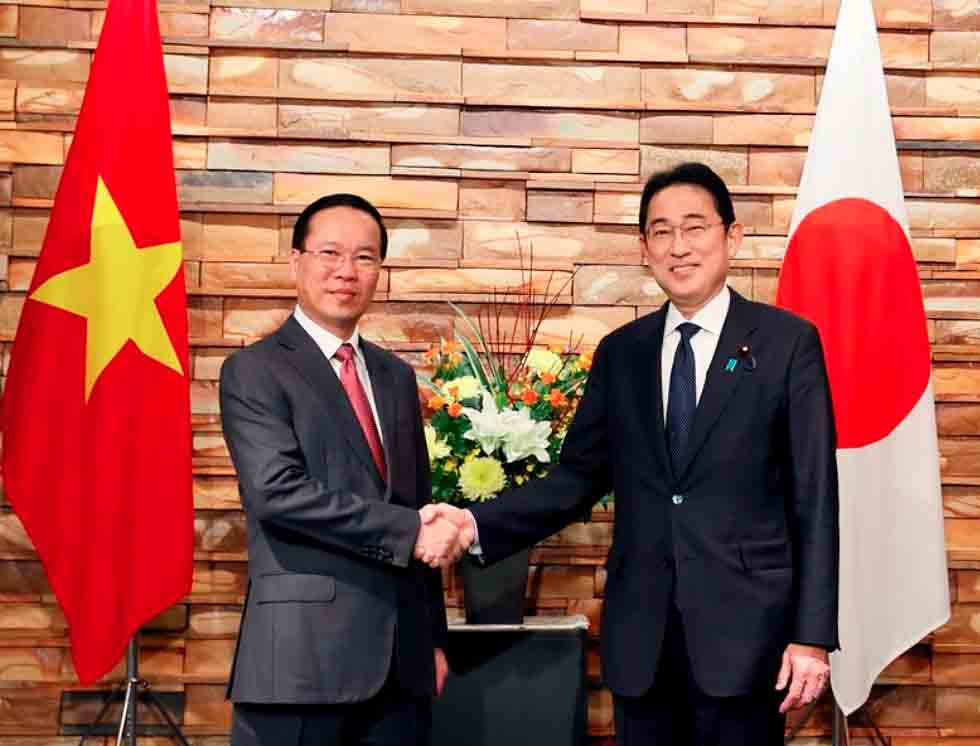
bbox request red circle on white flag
[777,198,930,449]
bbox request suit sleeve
[219,352,421,569]
[469,337,614,565]
[409,377,449,648]
[787,322,840,649]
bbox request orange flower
[443,340,462,354]
[549,344,565,355]
[423,345,440,363]
[447,385,460,399]
[521,389,539,406]
[428,395,446,411]
[548,389,567,407]
[540,372,557,386]
[577,353,593,371]
[449,352,463,365]
[448,402,463,417]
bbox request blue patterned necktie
[666,322,701,475]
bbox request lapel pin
[724,358,737,372]
[737,344,757,372]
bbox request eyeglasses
[645,220,725,250]
[299,248,382,271]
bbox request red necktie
[334,343,387,482]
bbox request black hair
[291,193,388,259]
[638,162,736,235]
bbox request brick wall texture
[1,0,980,743]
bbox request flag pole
[114,636,139,746]
[831,699,846,746]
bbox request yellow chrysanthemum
[458,457,506,502]
[441,374,482,401]
[525,348,563,376]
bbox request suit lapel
[676,290,759,481]
[275,317,385,490]
[361,339,396,501]
[635,306,672,480]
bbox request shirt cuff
[464,509,483,556]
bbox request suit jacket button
[672,494,684,505]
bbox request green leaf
[449,301,507,391]
[415,371,440,392]
[455,331,494,393]
[558,377,587,396]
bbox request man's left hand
[434,647,449,697]
[776,643,830,713]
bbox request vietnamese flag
[1,0,193,684]
[776,0,949,715]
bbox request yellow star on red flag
[29,176,184,401]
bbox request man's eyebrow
[647,212,710,225]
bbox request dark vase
[460,547,531,624]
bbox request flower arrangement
[417,257,593,505]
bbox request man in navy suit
[430,163,839,746]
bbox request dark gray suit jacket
[219,316,447,704]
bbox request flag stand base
[846,701,887,746]
[786,695,887,746]
[786,695,848,746]
[76,633,191,746]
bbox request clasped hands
[414,504,476,568]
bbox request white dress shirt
[661,286,731,423]
[293,304,385,445]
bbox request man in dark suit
[219,193,465,746]
[430,163,839,745]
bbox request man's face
[641,183,743,316]
[289,205,383,339]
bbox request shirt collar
[293,304,361,362]
[665,285,731,339]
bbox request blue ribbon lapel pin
[725,345,756,373]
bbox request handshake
[413,504,478,569]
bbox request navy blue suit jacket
[470,289,839,698]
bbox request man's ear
[641,234,654,271]
[726,222,744,259]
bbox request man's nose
[331,255,358,276]
[670,240,693,257]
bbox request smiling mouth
[670,264,699,274]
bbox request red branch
[474,233,577,384]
